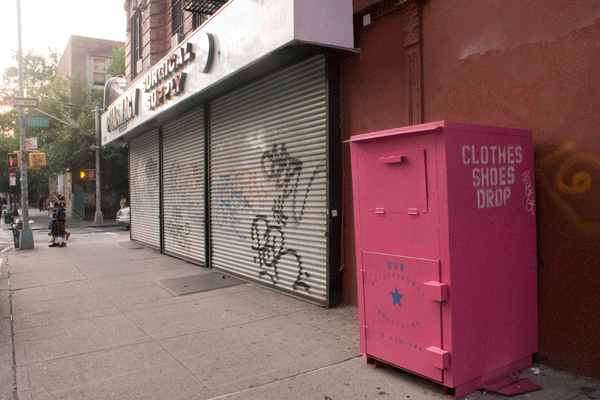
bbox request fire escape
[183,0,229,18]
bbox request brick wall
[125,0,207,85]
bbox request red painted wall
[421,0,600,379]
[341,4,410,306]
[342,0,600,379]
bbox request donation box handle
[379,155,405,164]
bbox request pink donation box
[349,121,537,398]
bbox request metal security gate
[162,107,206,264]
[130,130,161,249]
[210,55,330,304]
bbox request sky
[1,0,127,83]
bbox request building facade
[104,0,600,382]
[57,35,125,92]
[106,0,353,306]
[125,0,206,85]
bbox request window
[93,58,108,85]
[172,0,184,36]
[131,10,143,78]
[192,12,206,30]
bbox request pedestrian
[38,194,44,211]
[49,190,69,247]
[10,195,18,217]
[120,195,127,209]
[47,202,53,238]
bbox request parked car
[116,207,130,229]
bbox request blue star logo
[390,287,404,307]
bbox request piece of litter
[530,367,540,375]
[482,377,540,396]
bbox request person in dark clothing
[39,194,44,211]
[10,195,18,217]
[49,190,67,247]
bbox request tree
[107,46,126,77]
[0,49,60,198]
[0,47,128,203]
[2,48,58,100]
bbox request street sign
[25,137,38,150]
[9,97,38,108]
[26,118,49,127]
[9,173,16,186]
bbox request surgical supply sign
[462,144,523,209]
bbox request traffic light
[80,169,96,180]
[7,152,20,169]
[28,152,46,169]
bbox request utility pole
[93,106,103,224]
[16,0,34,250]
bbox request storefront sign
[144,42,195,110]
[143,42,195,92]
[101,0,354,145]
[197,32,215,74]
[146,73,186,110]
[106,89,139,132]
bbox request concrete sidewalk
[0,207,119,234]
[0,212,598,400]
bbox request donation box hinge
[426,346,450,370]
[423,281,449,302]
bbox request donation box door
[362,252,444,382]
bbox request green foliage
[2,48,59,99]
[0,48,128,201]
[107,46,126,77]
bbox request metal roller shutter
[162,107,206,264]
[210,55,329,304]
[130,130,161,249]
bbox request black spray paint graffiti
[165,206,191,250]
[260,143,321,227]
[252,144,324,292]
[134,157,159,217]
[144,157,159,196]
[251,215,309,291]
[162,160,206,251]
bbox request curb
[0,254,17,400]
